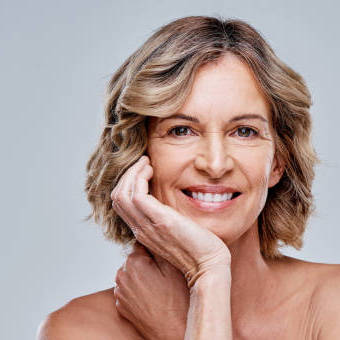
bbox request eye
[235,127,258,138]
[168,126,195,137]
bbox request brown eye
[169,126,194,136]
[236,127,258,137]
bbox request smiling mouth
[181,190,242,203]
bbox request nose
[194,132,234,179]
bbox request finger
[114,167,160,229]
[133,192,172,225]
[133,193,204,252]
[111,156,150,230]
[134,163,153,194]
[130,241,151,257]
[116,160,152,229]
[123,158,151,200]
[111,162,127,202]
[125,156,150,199]
[112,155,149,201]
[130,241,168,277]
[112,195,136,230]
[131,242,165,268]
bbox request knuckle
[131,193,142,205]
[115,268,126,285]
[111,192,119,204]
[112,193,129,208]
[125,253,151,270]
[131,195,139,205]
[113,285,120,297]
[124,256,133,271]
[125,255,137,269]
[115,297,124,312]
[151,219,167,229]
[115,275,122,286]
[110,189,117,201]
[114,194,123,205]
[115,266,123,279]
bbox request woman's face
[147,53,283,245]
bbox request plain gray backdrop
[1,0,339,339]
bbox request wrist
[191,266,231,293]
[185,258,231,289]
[185,265,232,339]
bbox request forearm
[184,268,233,340]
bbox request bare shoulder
[284,256,340,294]
[276,255,340,285]
[293,257,340,292]
[309,262,340,338]
[37,287,144,340]
[285,257,340,338]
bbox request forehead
[173,53,271,125]
[185,54,270,119]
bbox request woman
[38,16,340,339]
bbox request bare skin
[37,54,340,338]
[111,235,340,340]
[37,255,340,339]
[113,243,190,339]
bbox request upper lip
[182,185,241,194]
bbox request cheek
[147,142,183,197]
[236,144,273,185]
[253,155,273,187]
[245,151,274,211]
[238,144,274,181]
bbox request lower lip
[180,191,242,212]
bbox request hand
[111,156,231,287]
[114,242,189,340]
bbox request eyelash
[167,125,259,138]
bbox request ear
[268,153,285,188]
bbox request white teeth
[213,194,220,202]
[190,191,233,202]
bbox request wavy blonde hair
[84,16,319,259]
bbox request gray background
[1,0,339,339]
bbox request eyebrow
[158,112,268,124]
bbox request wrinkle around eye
[167,126,196,137]
[234,127,258,138]
[149,124,274,143]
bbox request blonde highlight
[84,16,319,259]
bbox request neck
[227,221,281,321]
